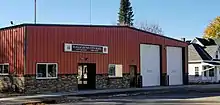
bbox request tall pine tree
[118,0,134,26]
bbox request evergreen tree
[118,0,134,26]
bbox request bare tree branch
[136,21,164,35]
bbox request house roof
[188,37,220,61]
[195,37,216,46]
[188,44,212,61]
[204,45,219,58]
[0,23,186,43]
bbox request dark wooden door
[78,63,96,90]
[87,64,96,89]
[130,65,137,88]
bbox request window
[195,67,199,77]
[36,63,58,79]
[209,68,214,77]
[204,71,207,77]
[0,63,9,75]
[203,66,207,70]
[108,64,122,77]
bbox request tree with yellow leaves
[203,16,220,39]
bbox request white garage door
[140,44,160,87]
[167,46,183,85]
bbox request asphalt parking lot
[2,84,220,105]
[51,92,220,105]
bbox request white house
[188,37,220,83]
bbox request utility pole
[89,0,92,25]
[34,0,37,24]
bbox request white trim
[0,63,9,65]
[189,60,220,63]
[189,60,205,62]
[202,62,220,67]
[189,60,207,63]
[0,63,9,75]
[36,63,58,79]
[0,73,9,76]
[108,64,123,77]
[191,38,204,47]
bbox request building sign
[64,43,108,54]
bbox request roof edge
[127,26,186,44]
[0,23,187,44]
[0,24,26,30]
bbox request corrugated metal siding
[26,25,188,75]
[0,27,25,75]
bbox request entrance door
[78,63,96,90]
[130,65,138,88]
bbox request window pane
[195,72,199,77]
[48,64,57,77]
[195,67,199,71]
[3,65,9,74]
[204,71,207,77]
[195,67,199,77]
[78,66,83,84]
[203,66,207,70]
[37,64,46,77]
[209,69,214,77]
[0,65,3,73]
[108,65,115,76]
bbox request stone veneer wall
[24,74,78,94]
[0,75,24,92]
[23,73,140,94]
[96,73,130,89]
[0,76,12,92]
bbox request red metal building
[0,24,188,93]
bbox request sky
[0,0,220,40]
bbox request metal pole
[34,0,37,24]
[89,0,91,25]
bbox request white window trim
[108,64,123,78]
[36,63,58,79]
[0,63,9,75]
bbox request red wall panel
[0,27,25,76]
[25,25,188,75]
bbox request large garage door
[167,46,183,85]
[140,44,160,87]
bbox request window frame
[36,63,58,79]
[195,67,199,77]
[108,64,123,78]
[0,63,9,75]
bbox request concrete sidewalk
[0,84,220,104]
